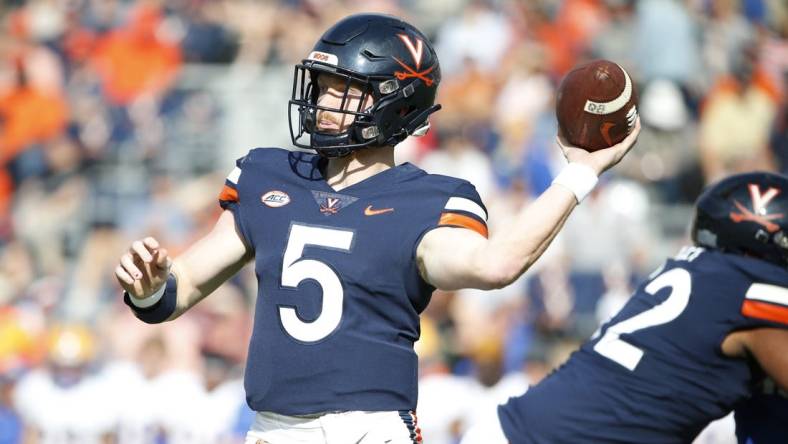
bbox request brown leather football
[556,60,638,152]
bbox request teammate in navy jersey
[488,172,788,444]
[113,13,639,444]
[734,383,788,444]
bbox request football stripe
[745,283,788,307]
[445,197,487,221]
[227,167,242,184]
[219,185,239,203]
[742,300,788,325]
[583,63,632,115]
[439,213,488,238]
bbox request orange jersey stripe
[742,300,788,325]
[219,184,239,203]
[438,212,488,238]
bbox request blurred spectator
[560,179,654,332]
[420,128,497,201]
[13,323,117,444]
[591,0,637,72]
[90,4,181,106]
[618,79,703,202]
[701,0,757,84]
[699,41,781,182]
[772,75,788,173]
[0,57,68,177]
[435,0,513,76]
[635,0,702,88]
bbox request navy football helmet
[692,172,788,268]
[289,13,441,157]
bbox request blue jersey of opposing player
[218,147,488,415]
[499,245,788,444]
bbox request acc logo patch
[262,190,291,208]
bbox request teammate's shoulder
[714,250,788,286]
[669,246,788,286]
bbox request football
[556,60,638,152]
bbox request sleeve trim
[219,184,239,203]
[445,196,487,221]
[438,212,488,238]
[742,300,788,324]
[746,283,788,307]
[227,166,242,184]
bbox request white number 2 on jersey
[593,268,692,371]
[280,224,354,343]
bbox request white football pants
[245,410,422,444]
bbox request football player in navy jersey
[475,172,788,444]
[113,13,639,444]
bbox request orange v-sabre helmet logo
[394,33,435,87]
[364,205,394,216]
[262,190,290,207]
[397,34,424,70]
[729,184,784,232]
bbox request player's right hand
[115,237,172,299]
[558,116,641,176]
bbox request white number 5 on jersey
[593,268,692,371]
[280,224,354,343]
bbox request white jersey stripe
[745,283,788,307]
[227,167,242,185]
[445,197,487,221]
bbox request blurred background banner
[0,0,784,443]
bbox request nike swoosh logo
[600,122,616,146]
[365,205,394,216]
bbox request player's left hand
[558,116,641,176]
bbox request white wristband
[129,281,167,308]
[552,163,599,203]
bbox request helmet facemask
[290,61,382,158]
[289,59,440,158]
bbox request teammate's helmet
[692,172,788,267]
[289,13,441,158]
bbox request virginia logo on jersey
[262,190,291,207]
[311,190,358,215]
[730,184,784,232]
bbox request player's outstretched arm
[114,210,252,322]
[417,119,640,291]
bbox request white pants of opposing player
[245,410,421,444]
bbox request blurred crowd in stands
[0,0,785,443]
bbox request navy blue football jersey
[218,147,488,415]
[499,246,788,444]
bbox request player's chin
[316,125,344,135]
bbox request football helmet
[692,172,788,268]
[289,13,441,157]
